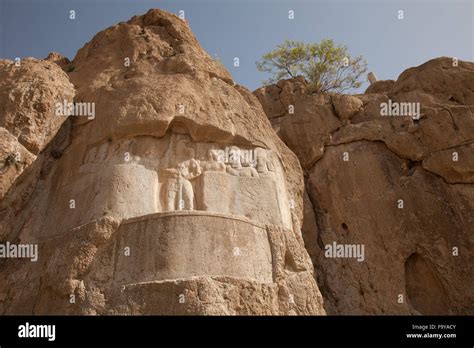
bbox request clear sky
[0,0,472,92]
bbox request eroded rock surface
[0,9,324,315]
[2,9,471,316]
[0,58,75,199]
[256,57,474,314]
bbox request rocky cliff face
[0,58,75,200]
[1,8,472,316]
[0,9,324,315]
[255,58,474,314]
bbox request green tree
[256,39,368,93]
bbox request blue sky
[0,0,472,92]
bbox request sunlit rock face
[40,132,293,239]
[0,9,325,315]
[0,58,75,200]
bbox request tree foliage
[256,39,368,93]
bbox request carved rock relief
[40,132,293,240]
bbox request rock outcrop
[1,8,472,316]
[0,9,324,315]
[364,79,395,94]
[255,57,474,314]
[0,58,75,199]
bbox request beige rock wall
[0,58,75,199]
[256,57,474,315]
[0,9,324,315]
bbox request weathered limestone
[422,143,474,183]
[3,8,470,317]
[0,58,75,199]
[0,9,324,315]
[91,212,273,286]
[256,57,474,315]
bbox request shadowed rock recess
[0,9,471,316]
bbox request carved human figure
[235,165,259,177]
[255,148,275,173]
[199,149,226,172]
[163,158,201,211]
[225,146,259,177]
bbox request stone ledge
[121,210,267,229]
